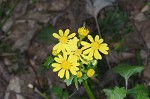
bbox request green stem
[125,78,128,90]
[83,81,95,99]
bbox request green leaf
[103,86,127,99]
[75,79,79,89]
[37,24,57,42]
[128,84,149,99]
[51,86,63,97]
[62,91,69,99]
[113,65,144,80]
[78,78,83,84]
[83,74,88,80]
[64,76,74,86]
[136,93,150,99]
[43,56,54,68]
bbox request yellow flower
[76,71,83,78]
[87,69,95,77]
[81,35,109,60]
[53,29,76,53]
[66,37,92,64]
[51,52,79,79]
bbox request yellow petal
[98,39,104,43]
[61,44,66,53]
[66,70,70,79]
[99,44,109,54]
[58,54,64,61]
[81,41,90,45]
[54,57,62,63]
[64,29,70,36]
[94,50,102,59]
[83,48,92,54]
[101,43,108,46]
[68,55,74,62]
[99,48,108,54]
[53,33,60,39]
[95,35,99,41]
[51,63,60,67]
[88,49,94,58]
[72,62,80,67]
[88,35,94,42]
[53,43,61,51]
[68,40,75,51]
[63,52,67,60]
[68,33,76,38]
[58,69,65,78]
[80,57,88,64]
[74,66,79,70]
[70,67,77,75]
[59,29,64,36]
[81,44,91,50]
[53,66,61,72]
[81,54,92,60]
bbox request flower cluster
[51,27,109,87]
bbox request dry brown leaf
[4,76,25,99]
[2,17,14,32]
[107,50,135,63]
[141,5,149,13]
[86,0,115,18]
[0,62,10,84]
[13,0,29,18]
[2,0,29,32]
[11,20,40,52]
[134,13,147,21]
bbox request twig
[94,17,102,38]
[67,89,77,99]
[132,22,150,66]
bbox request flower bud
[87,69,95,77]
[77,71,83,78]
[78,27,89,40]
[92,60,98,66]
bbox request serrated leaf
[103,86,127,99]
[136,93,150,99]
[86,0,115,18]
[64,76,74,86]
[128,84,149,99]
[78,78,83,84]
[43,56,54,68]
[112,65,144,80]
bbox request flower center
[91,42,99,50]
[59,36,68,44]
[75,49,82,56]
[61,61,71,70]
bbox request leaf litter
[0,0,150,98]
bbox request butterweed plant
[49,27,109,98]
